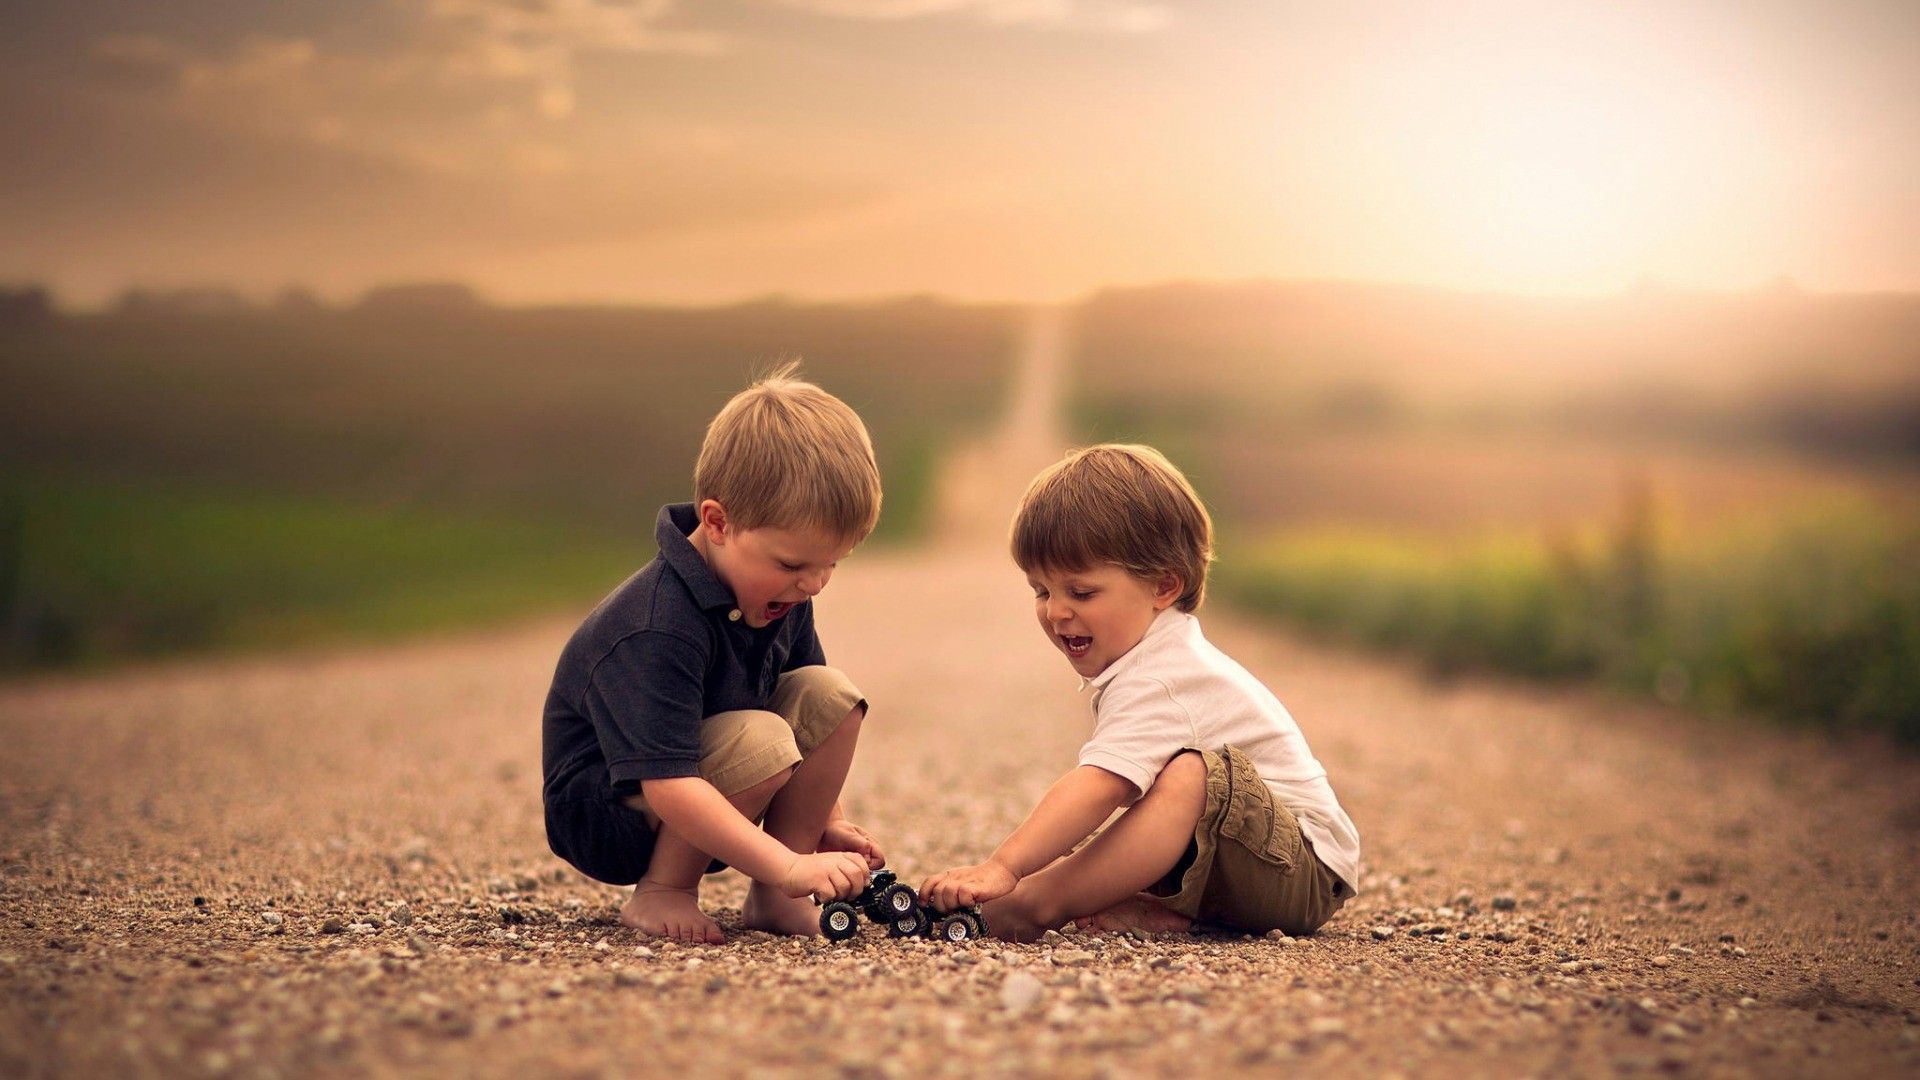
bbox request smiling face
[1027,563,1183,679]
[694,501,860,628]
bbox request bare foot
[742,882,825,936]
[620,884,724,944]
[980,894,1052,943]
[1077,894,1193,935]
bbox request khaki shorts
[1149,745,1349,935]
[622,665,865,822]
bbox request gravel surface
[1,541,1916,1079]
[4,322,1917,1077]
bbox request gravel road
[3,314,1916,1076]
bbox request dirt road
[3,312,1917,1077]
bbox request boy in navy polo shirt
[543,363,884,943]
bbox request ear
[697,499,731,544]
[1151,571,1184,610]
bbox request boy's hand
[820,819,885,870]
[780,851,871,902]
[920,860,1018,911]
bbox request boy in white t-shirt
[921,445,1360,940]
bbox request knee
[730,708,798,752]
[736,764,795,803]
[704,709,802,795]
[782,665,862,706]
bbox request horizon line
[12,273,1920,317]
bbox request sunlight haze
[2,0,1915,305]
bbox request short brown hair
[1011,444,1214,611]
[694,361,882,537]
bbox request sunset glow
[1,0,1914,305]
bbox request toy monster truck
[924,905,987,943]
[817,868,926,941]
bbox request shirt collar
[1078,606,1191,693]
[654,503,738,613]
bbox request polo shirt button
[728,609,741,622]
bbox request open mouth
[1060,635,1092,658]
[765,601,795,621]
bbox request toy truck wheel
[934,912,976,942]
[864,883,917,924]
[881,884,919,917]
[888,907,930,938]
[820,902,859,942]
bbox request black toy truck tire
[935,913,975,942]
[884,884,919,917]
[821,902,859,941]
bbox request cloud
[765,0,1173,33]
[428,0,725,58]
[81,1,726,177]
[424,0,725,116]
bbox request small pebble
[1307,1017,1348,1038]
[1000,971,1045,1014]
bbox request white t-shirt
[1077,607,1362,894]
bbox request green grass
[0,476,640,670]
[1219,498,1920,743]
[0,299,1018,670]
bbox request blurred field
[7,278,1919,746]
[0,292,1018,669]
[1068,282,1920,741]
[0,475,637,670]
[1220,498,1920,742]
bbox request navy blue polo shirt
[541,503,827,803]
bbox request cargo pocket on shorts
[1212,747,1296,874]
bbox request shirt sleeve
[584,630,710,790]
[1077,675,1198,798]
[780,602,827,671]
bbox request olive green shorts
[1148,745,1349,936]
[622,665,866,822]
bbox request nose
[1044,596,1071,624]
[799,568,829,596]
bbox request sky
[2,0,1916,306]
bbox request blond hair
[694,361,882,537]
[1011,444,1214,612]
